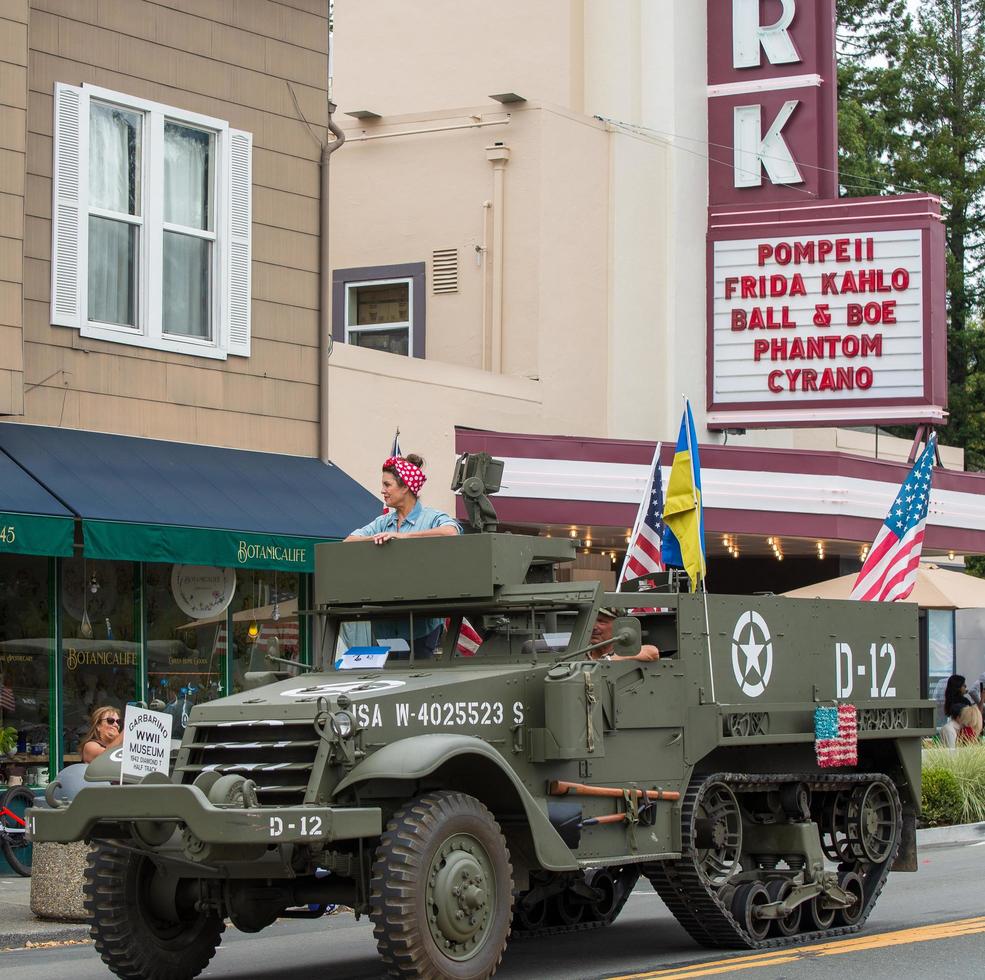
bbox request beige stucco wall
[16,0,330,455]
[332,0,586,118]
[0,0,28,416]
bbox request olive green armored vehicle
[30,454,934,980]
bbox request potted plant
[0,725,17,757]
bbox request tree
[837,1,985,472]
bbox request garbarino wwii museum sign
[705,0,947,430]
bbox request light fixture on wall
[247,574,260,640]
[948,550,956,561]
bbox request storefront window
[144,564,230,736]
[231,569,301,694]
[928,608,956,722]
[0,555,52,791]
[61,557,137,762]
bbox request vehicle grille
[176,720,321,807]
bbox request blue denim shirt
[350,500,461,538]
[349,500,461,641]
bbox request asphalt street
[1,841,981,980]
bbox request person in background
[80,705,123,763]
[940,701,982,749]
[345,454,461,658]
[942,674,982,724]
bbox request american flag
[0,683,14,712]
[850,435,936,602]
[445,617,482,657]
[619,443,666,587]
[814,704,858,768]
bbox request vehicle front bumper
[28,783,381,845]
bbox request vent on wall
[432,248,459,293]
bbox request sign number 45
[0,526,15,543]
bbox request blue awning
[0,425,380,570]
[0,445,75,557]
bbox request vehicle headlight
[330,711,355,739]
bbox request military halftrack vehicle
[30,454,934,980]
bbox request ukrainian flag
[660,400,706,591]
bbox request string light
[569,528,578,538]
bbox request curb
[917,820,985,848]
[0,922,90,949]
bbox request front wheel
[370,790,513,979]
[84,841,224,980]
[0,785,34,876]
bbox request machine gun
[450,451,504,533]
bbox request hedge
[921,744,985,826]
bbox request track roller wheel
[370,790,513,979]
[730,882,771,942]
[834,870,865,927]
[83,841,223,980]
[805,891,837,931]
[765,878,802,937]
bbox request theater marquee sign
[705,0,947,429]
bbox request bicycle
[0,784,34,876]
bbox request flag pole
[617,441,661,589]
[681,395,715,703]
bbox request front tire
[371,791,513,979]
[84,841,224,980]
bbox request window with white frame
[50,83,252,359]
[332,263,426,358]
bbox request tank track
[511,867,640,940]
[643,771,901,950]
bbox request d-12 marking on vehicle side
[29,453,935,980]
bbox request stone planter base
[30,841,91,923]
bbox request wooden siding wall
[21,0,329,454]
[0,0,28,416]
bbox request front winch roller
[644,772,902,950]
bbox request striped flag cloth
[814,704,858,768]
[0,684,14,712]
[619,442,665,586]
[445,618,482,657]
[850,434,936,602]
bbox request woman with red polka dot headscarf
[345,454,460,659]
[345,453,461,546]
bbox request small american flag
[851,435,936,602]
[0,683,14,712]
[619,443,666,586]
[445,618,482,657]
[814,704,858,768]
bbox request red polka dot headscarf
[383,456,426,495]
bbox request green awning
[0,425,380,569]
[0,446,75,557]
[0,511,74,558]
[83,520,328,572]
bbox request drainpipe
[319,20,345,464]
[485,143,510,374]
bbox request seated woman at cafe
[81,705,124,763]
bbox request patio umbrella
[783,564,985,609]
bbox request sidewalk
[1,823,982,949]
[0,875,88,948]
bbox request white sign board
[712,229,924,406]
[334,646,390,670]
[121,705,172,780]
[171,565,236,619]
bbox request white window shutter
[50,83,86,328]
[225,128,252,357]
